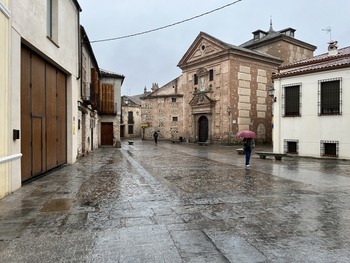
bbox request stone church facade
[141,24,316,143]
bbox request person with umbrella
[236,130,256,168]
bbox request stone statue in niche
[200,77,206,91]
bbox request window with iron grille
[284,139,298,154]
[172,116,178,122]
[320,140,338,157]
[319,79,341,115]
[283,85,301,116]
[172,97,177,103]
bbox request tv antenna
[322,26,332,41]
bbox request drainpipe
[77,11,81,81]
[79,33,86,98]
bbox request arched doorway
[198,116,208,142]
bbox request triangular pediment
[189,92,215,107]
[178,32,229,68]
[189,92,216,115]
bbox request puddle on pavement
[41,199,72,212]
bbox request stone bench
[128,140,134,145]
[236,148,244,155]
[172,140,182,144]
[255,151,286,161]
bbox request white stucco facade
[0,0,12,199]
[273,67,350,159]
[0,0,81,198]
[11,0,81,166]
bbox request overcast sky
[80,0,350,96]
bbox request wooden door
[198,116,208,142]
[20,46,67,181]
[21,48,32,181]
[46,63,57,170]
[56,70,67,165]
[31,53,46,175]
[101,123,113,145]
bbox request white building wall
[0,0,13,199]
[273,68,350,159]
[5,0,80,197]
[12,0,80,165]
[77,39,100,157]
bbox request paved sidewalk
[1,140,350,262]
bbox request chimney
[328,40,338,56]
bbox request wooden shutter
[101,83,114,113]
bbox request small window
[209,69,214,81]
[284,139,298,154]
[194,74,198,85]
[319,79,341,115]
[284,85,300,116]
[171,98,177,103]
[321,140,338,157]
[287,142,297,153]
[47,0,58,43]
[172,117,178,122]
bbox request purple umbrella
[236,130,256,139]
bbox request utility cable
[90,0,242,43]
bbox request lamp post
[227,106,232,143]
[268,87,276,102]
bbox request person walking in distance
[153,131,159,144]
[243,137,255,167]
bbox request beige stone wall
[122,105,142,138]
[180,60,232,143]
[141,78,184,141]
[141,96,184,141]
[252,41,314,66]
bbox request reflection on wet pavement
[1,140,350,262]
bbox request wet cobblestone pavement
[1,140,350,262]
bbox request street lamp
[227,106,232,144]
[268,87,276,102]
[227,106,231,115]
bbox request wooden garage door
[21,46,67,181]
[101,123,113,145]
